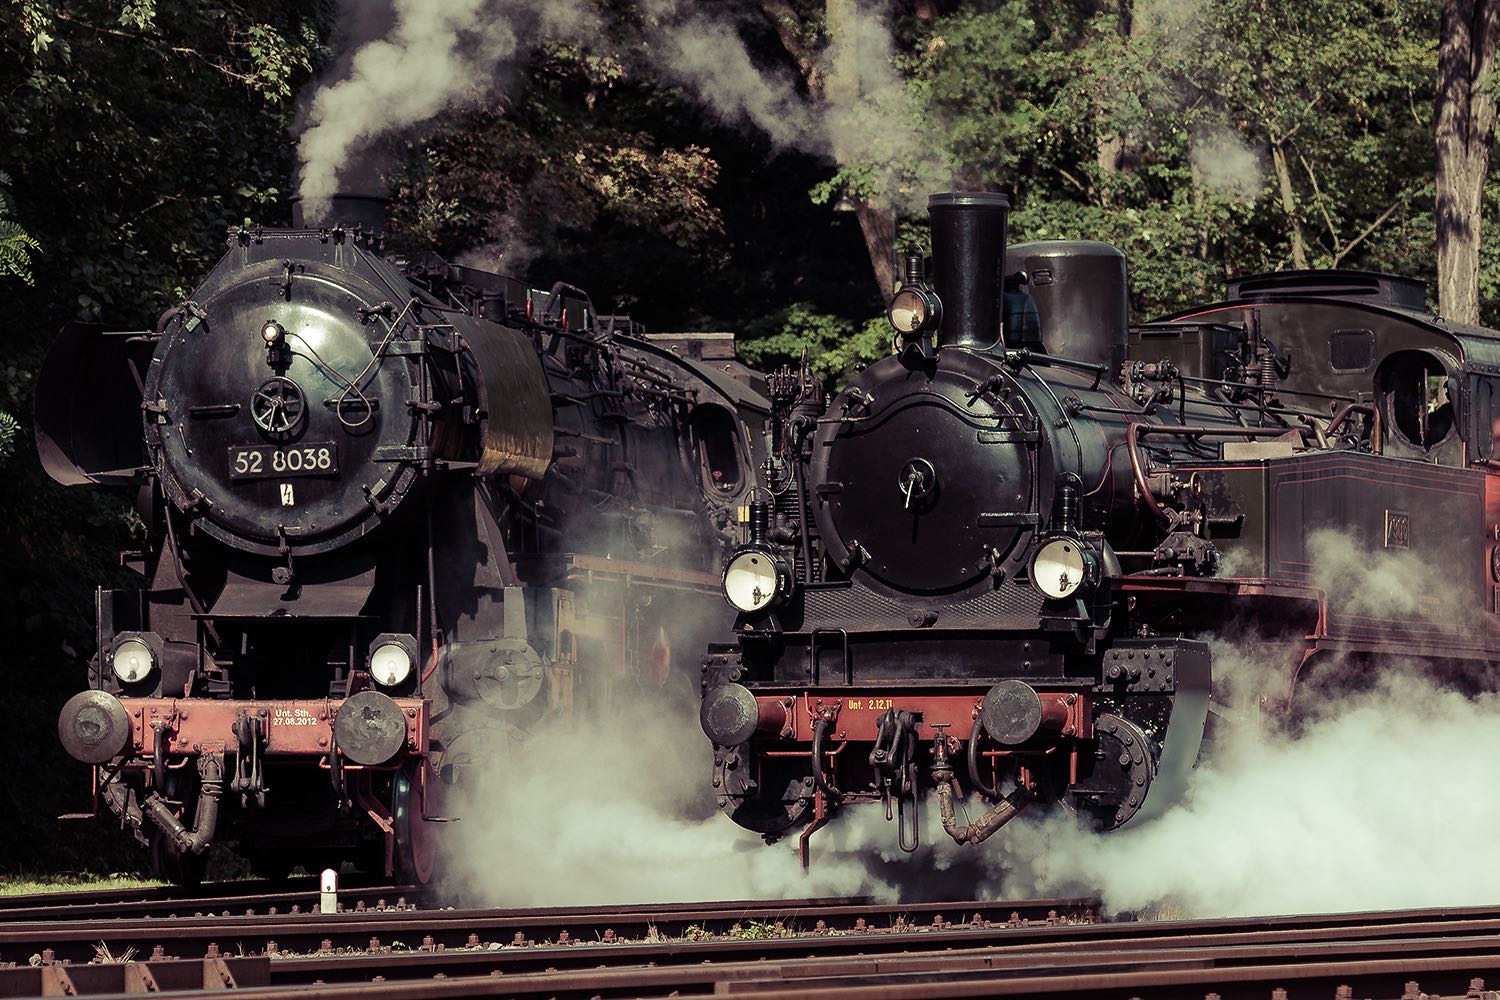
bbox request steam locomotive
[41,196,767,883]
[699,190,1499,864]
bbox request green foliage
[739,303,891,379]
[0,411,18,461]
[725,920,789,940]
[0,172,41,286]
[0,0,333,873]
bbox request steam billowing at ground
[435,691,894,907]
[295,0,941,223]
[437,523,1500,918]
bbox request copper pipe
[1326,402,1377,444]
[1127,422,1295,524]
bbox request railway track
[0,894,1098,965]
[6,894,1500,998]
[0,879,425,923]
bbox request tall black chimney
[928,191,1010,350]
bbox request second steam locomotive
[43,196,766,883]
[699,191,1498,862]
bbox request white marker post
[320,867,338,914]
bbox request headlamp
[110,632,160,684]
[261,320,285,344]
[368,633,418,687]
[887,285,942,336]
[723,546,793,614]
[1030,536,1098,600]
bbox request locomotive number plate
[228,442,339,480]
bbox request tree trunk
[1436,0,1500,325]
[759,0,896,301]
[853,202,897,298]
[1093,0,1135,207]
[1270,138,1310,270]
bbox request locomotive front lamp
[261,320,285,344]
[887,286,940,335]
[723,546,793,614]
[368,633,418,688]
[109,632,161,684]
[887,253,942,338]
[1030,536,1099,600]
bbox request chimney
[927,191,1011,351]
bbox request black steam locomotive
[699,191,1500,864]
[42,196,767,883]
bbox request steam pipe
[143,752,223,855]
[966,726,1001,801]
[932,741,1027,845]
[810,716,844,802]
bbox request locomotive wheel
[391,764,441,885]
[148,829,207,887]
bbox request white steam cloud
[296,0,601,221]
[999,667,1500,917]
[1189,126,1265,203]
[437,703,894,907]
[296,0,938,222]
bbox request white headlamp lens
[370,642,414,686]
[724,550,779,612]
[112,638,155,684]
[1033,538,1087,599]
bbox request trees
[0,0,332,872]
[1436,0,1500,325]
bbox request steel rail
[17,904,1500,998]
[17,936,1500,999]
[0,896,1099,965]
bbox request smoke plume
[296,0,601,221]
[296,0,936,221]
[1189,126,1266,203]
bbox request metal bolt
[558,930,571,944]
[205,943,219,958]
[407,709,417,718]
[603,929,616,943]
[369,937,381,951]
